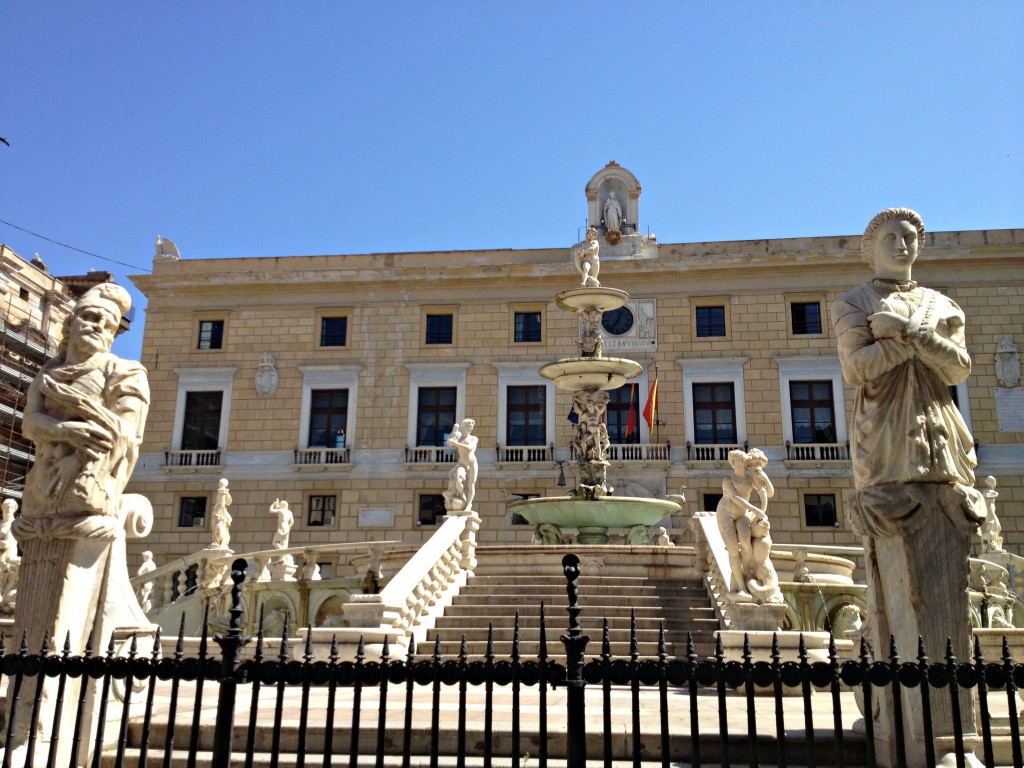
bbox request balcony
[571,442,672,466]
[404,445,457,467]
[497,443,554,465]
[785,441,850,466]
[294,447,352,471]
[685,442,743,464]
[164,449,222,472]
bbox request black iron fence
[0,554,1021,768]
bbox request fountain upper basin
[509,495,680,529]
[539,357,643,391]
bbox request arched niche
[585,161,642,234]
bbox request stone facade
[127,221,1024,579]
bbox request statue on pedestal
[8,282,153,764]
[715,448,782,604]
[443,418,478,513]
[574,228,601,287]
[137,550,156,613]
[0,499,20,614]
[211,477,232,549]
[833,208,985,766]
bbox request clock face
[602,307,634,336]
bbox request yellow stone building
[127,166,1024,577]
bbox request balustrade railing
[686,441,742,461]
[785,440,850,461]
[404,445,457,464]
[294,446,351,465]
[164,449,222,467]
[497,443,553,463]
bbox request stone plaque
[601,298,657,353]
[995,387,1024,432]
[358,507,395,527]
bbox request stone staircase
[423,545,720,659]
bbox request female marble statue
[833,208,981,502]
[603,192,622,231]
[445,418,478,511]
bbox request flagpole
[653,362,660,444]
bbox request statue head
[585,226,598,241]
[1,499,15,517]
[460,418,475,434]
[218,478,229,490]
[745,447,768,469]
[59,282,131,357]
[861,208,925,274]
[727,449,747,472]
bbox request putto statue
[270,498,294,550]
[574,227,601,287]
[833,208,985,765]
[8,282,153,763]
[211,477,233,549]
[443,418,478,513]
[715,448,782,604]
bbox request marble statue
[833,208,985,765]
[979,475,1004,553]
[271,498,293,550]
[137,550,156,614]
[443,418,478,513]
[153,234,181,262]
[211,477,232,549]
[8,282,153,763]
[574,227,601,287]
[603,192,622,231]
[995,335,1020,387]
[0,498,20,614]
[715,448,782,604]
[579,308,603,357]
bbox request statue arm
[832,298,916,386]
[902,302,972,385]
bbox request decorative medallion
[255,352,279,397]
[604,229,622,245]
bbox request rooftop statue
[833,207,985,766]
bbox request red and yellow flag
[624,379,636,439]
[642,376,658,430]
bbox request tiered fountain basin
[555,286,629,313]
[539,358,643,391]
[510,496,681,545]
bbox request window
[418,494,446,526]
[308,495,337,527]
[775,356,847,448]
[790,302,823,335]
[692,383,736,444]
[703,492,723,512]
[180,391,223,450]
[18,288,29,302]
[172,367,235,452]
[178,496,208,527]
[514,311,542,343]
[417,387,457,446]
[606,385,640,444]
[308,389,348,447]
[320,317,347,347]
[680,357,748,450]
[197,320,224,350]
[804,493,838,527]
[789,381,837,443]
[425,314,453,344]
[507,385,546,446]
[695,306,726,337]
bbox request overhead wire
[0,218,151,272]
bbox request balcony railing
[164,449,222,468]
[294,447,351,466]
[686,441,744,461]
[405,445,457,464]
[571,443,672,462]
[785,441,850,461]
[497,443,554,463]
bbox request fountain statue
[510,230,680,544]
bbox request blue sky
[2,2,1021,361]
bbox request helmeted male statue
[833,208,984,767]
[8,282,154,763]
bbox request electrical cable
[0,218,151,272]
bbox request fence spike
[175,613,186,657]
[538,602,548,661]
[658,621,667,660]
[858,635,870,664]
[198,601,210,657]
[84,632,94,658]
[798,632,808,663]
[715,632,724,662]
[686,631,696,662]
[0,631,5,655]
[889,634,900,665]
[1003,634,1014,665]
[304,624,314,663]
[945,636,957,665]
[630,608,638,660]
[511,610,521,663]
[19,629,28,654]
[602,618,611,659]
[151,628,162,661]
[381,634,390,663]
[62,631,72,657]
[486,623,494,661]
[279,613,291,661]
[973,633,984,665]
[106,634,116,658]
[772,631,781,664]
[742,633,751,664]
[407,634,417,661]
[460,635,468,663]
[330,634,340,664]
[432,635,441,661]
[917,635,928,665]
[39,630,50,655]
[357,634,366,663]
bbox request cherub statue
[574,227,601,287]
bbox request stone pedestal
[850,482,984,768]
[269,556,297,582]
